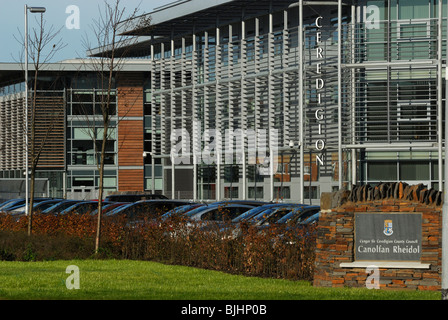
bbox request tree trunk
[95,123,108,254]
[27,168,35,236]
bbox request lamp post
[443,63,448,300]
[442,0,448,300]
[24,5,46,216]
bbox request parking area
[0,195,320,235]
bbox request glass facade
[135,0,448,201]
[348,0,447,191]
[66,78,118,197]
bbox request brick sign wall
[313,183,442,291]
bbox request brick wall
[313,182,442,291]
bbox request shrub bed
[0,212,317,281]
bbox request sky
[0,0,174,62]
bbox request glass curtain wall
[354,0,446,190]
[66,84,118,196]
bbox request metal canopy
[120,0,299,38]
[0,60,151,86]
[90,0,352,57]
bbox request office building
[0,0,446,203]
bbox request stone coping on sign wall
[339,261,430,269]
[313,182,442,291]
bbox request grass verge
[0,259,441,300]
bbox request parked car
[232,203,307,224]
[251,205,304,227]
[41,199,84,215]
[272,207,321,245]
[187,203,255,223]
[165,203,255,238]
[276,206,321,225]
[161,203,206,220]
[299,211,320,225]
[0,199,21,211]
[211,200,270,207]
[105,200,194,222]
[1,198,61,213]
[60,201,112,215]
[89,202,130,216]
[8,199,65,216]
[105,194,168,203]
[225,204,305,239]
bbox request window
[399,161,429,180]
[367,162,398,181]
[397,102,431,121]
[396,20,432,60]
[396,101,435,141]
[275,186,290,199]
[224,187,239,199]
[73,177,94,187]
[247,165,264,182]
[224,165,239,183]
[145,178,163,191]
[248,187,263,199]
[304,186,318,199]
[397,0,429,20]
[73,128,91,140]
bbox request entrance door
[72,186,94,200]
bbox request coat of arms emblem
[384,219,393,236]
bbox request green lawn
[0,259,441,300]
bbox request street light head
[28,7,46,13]
[289,140,295,148]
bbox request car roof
[41,199,82,213]
[231,203,306,222]
[188,203,254,218]
[105,199,191,216]
[276,205,321,224]
[60,201,98,213]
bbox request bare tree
[15,13,66,235]
[79,0,151,253]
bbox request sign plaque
[355,213,422,261]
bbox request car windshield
[105,202,135,216]
[163,204,203,218]
[290,208,320,224]
[276,205,315,223]
[0,199,17,210]
[107,201,175,220]
[61,202,92,214]
[43,201,80,213]
[232,206,268,222]
[185,205,216,217]
[199,205,253,221]
[251,208,276,222]
[258,208,296,225]
[34,201,60,211]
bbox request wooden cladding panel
[117,73,144,118]
[116,73,145,191]
[118,120,143,167]
[118,169,143,191]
